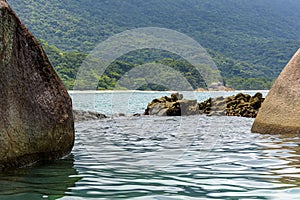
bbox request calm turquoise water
[2,91,300,200]
[70,90,268,115]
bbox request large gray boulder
[0,0,74,169]
[252,49,300,134]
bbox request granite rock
[252,49,300,134]
[0,0,74,169]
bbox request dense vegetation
[8,0,300,90]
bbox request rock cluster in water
[144,93,199,116]
[0,0,74,170]
[144,92,264,118]
[199,92,264,118]
[252,48,300,134]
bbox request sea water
[1,91,300,200]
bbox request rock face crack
[0,0,74,170]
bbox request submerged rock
[0,0,74,169]
[252,49,300,134]
[112,113,126,117]
[73,110,107,122]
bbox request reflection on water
[0,155,79,200]
[258,134,300,189]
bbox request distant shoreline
[68,90,269,94]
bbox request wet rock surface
[0,0,74,170]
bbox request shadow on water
[0,154,80,200]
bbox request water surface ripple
[1,91,300,199]
[65,115,300,199]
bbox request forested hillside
[8,0,300,90]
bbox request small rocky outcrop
[252,49,300,134]
[199,92,264,118]
[145,92,264,118]
[144,93,199,116]
[73,110,107,122]
[0,0,74,169]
